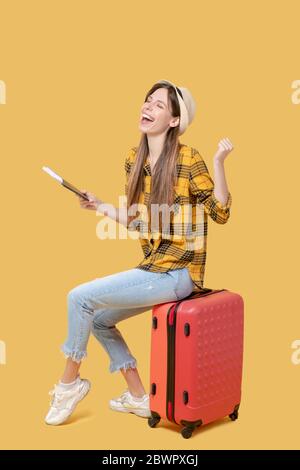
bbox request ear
[170,117,180,128]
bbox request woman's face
[139,87,179,135]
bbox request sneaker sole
[45,380,91,426]
[109,403,151,418]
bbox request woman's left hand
[214,138,234,164]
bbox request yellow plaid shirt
[124,143,232,293]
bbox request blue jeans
[61,267,194,373]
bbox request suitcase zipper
[166,301,181,424]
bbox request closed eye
[147,96,165,109]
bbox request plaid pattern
[124,143,232,293]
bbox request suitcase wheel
[148,412,161,428]
[181,427,194,439]
[229,404,240,421]
[229,411,239,421]
[180,420,202,439]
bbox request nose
[143,106,151,114]
[144,102,154,112]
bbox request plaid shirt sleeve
[189,149,232,224]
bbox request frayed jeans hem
[109,359,137,374]
[61,346,87,363]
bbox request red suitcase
[148,288,244,439]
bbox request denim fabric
[61,267,194,373]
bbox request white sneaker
[45,377,91,425]
[109,389,151,418]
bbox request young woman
[45,79,234,425]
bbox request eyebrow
[148,95,167,107]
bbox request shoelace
[117,389,130,403]
[49,385,77,408]
[115,389,148,403]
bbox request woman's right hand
[77,189,102,211]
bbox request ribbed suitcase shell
[149,289,244,438]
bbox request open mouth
[141,114,155,125]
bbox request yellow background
[0,0,299,450]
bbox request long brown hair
[126,82,182,232]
